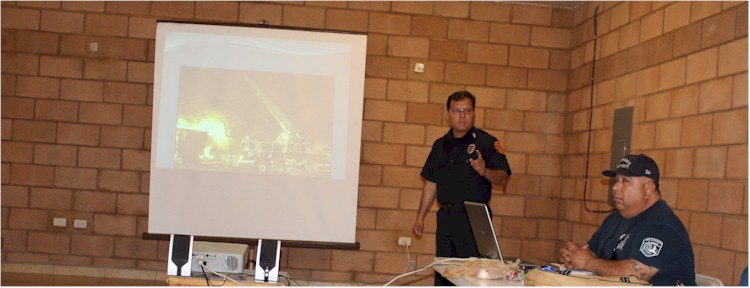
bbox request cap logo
[645,169,651,175]
[616,158,632,169]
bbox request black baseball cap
[602,154,660,189]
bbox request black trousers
[434,209,479,286]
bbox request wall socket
[397,237,411,247]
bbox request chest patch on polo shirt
[639,237,663,257]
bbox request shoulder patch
[493,140,506,154]
[639,237,663,258]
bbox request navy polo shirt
[588,200,696,286]
[420,127,511,205]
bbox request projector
[191,241,248,274]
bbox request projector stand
[255,239,281,283]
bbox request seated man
[559,154,696,286]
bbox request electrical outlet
[398,237,411,247]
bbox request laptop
[464,201,504,261]
[464,201,538,269]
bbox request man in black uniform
[412,91,512,286]
[559,154,696,286]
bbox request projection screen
[148,22,367,244]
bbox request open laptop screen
[464,201,504,262]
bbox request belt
[439,203,466,214]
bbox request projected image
[173,66,334,176]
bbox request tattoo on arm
[629,259,658,281]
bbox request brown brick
[408,59,445,82]
[325,9,368,32]
[504,132,546,153]
[484,109,524,131]
[84,14,128,37]
[708,181,745,214]
[382,166,422,188]
[392,1,432,14]
[676,179,709,212]
[387,80,429,103]
[686,47,719,84]
[703,10,736,48]
[527,155,561,176]
[122,105,152,127]
[387,36,428,59]
[54,167,97,189]
[12,120,56,143]
[369,13,411,35]
[117,193,149,215]
[670,85,699,117]
[6,30,59,54]
[16,76,60,99]
[490,23,530,45]
[406,102,443,125]
[78,147,121,169]
[528,70,567,92]
[429,39,467,61]
[30,187,72,210]
[126,62,153,83]
[28,231,71,254]
[34,143,77,166]
[733,73,748,107]
[41,10,84,33]
[358,186,399,209]
[71,234,114,257]
[512,4,551,26]
[74,190,116,213]
[122,149,150,171]
[655,119,682,149]
[57,123,101,146]
[8,208,49,230]
[692,1,722,22]
[150,1,194,18]
[194,1,238,21]
[690,212,722,246]
[361,143,404,165]
[619,21,640,50]
[713,109,747,145]
[103,82,147,104]
[2,185,30,208]
[359,164,382,186]
[330,250,374,272]
[718,38,748,77]
[288,247,331,269]
[34,99,78,122]
[2,97,34,120]
[721,216,748,251]
[60,79,104,102]
[281,5,325,29]
[99,170,139,193]
[114,236,158,259]
[101,126,144,149]
[2,7,40,30]
[434,1,468,18]
[2,53,38,76]
[640,10,664,42]
[363,99,406,122]
[84,59,127,81]
[467,43,508,66]
[94,214,137,236]
[470,2,510,22]
[693,147,727,178]
[664,2,691,33]
[2,141,32,164]
[411,16,447,38]
[507,89,546,112]
[448,19,489,42]
[62,1,105,12]
[238,2,282,25]
[105,1,150,14]
[531,26,571,49]
[445,63,485,85]
[365,56,407,79]
[510,46,550,69]
[39,56,83,79]
[700,69,732,112]
[383,123,425,145]
[80,102,122,125]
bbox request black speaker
[255,239,280,282]
[167,234,194,276]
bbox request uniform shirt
[420,126,511,205]
[588,200,696,286]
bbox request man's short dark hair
[446,91,476,110]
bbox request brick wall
[1,1,746,286]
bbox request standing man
[412,91,512,286]
[559,154,696,286]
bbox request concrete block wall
[562,2,747,285]
[1,1,746,285]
